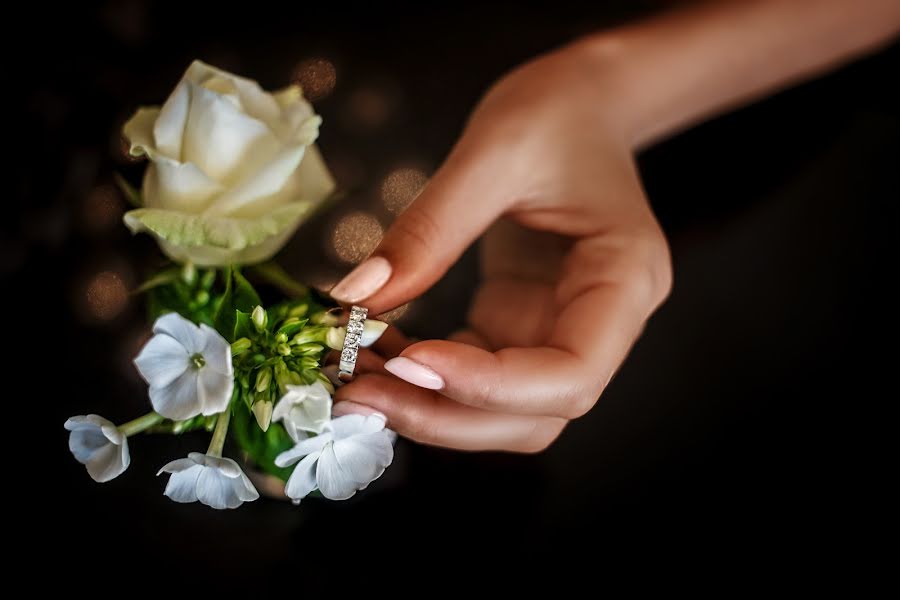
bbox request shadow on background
[11,0,897,578]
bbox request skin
[332,0,900,452]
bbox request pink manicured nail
[331,401,387,421]
[384,357,444,390]
[330,256,392,303]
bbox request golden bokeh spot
[83,184,124,232]
[85,271,129,320]
[381,167,429,214]
[292,58,337,102]
[331,212,383,264]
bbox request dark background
[12,0,898,578]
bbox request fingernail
[332,401,387,421]
[384,356,444,390]
[330,256,392,303]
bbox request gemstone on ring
[338,305,368,382]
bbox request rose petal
[204,144,307,217]
[142,157,223,213]
[154,80,190,159]
[182,82,279,184]
[123,107,161,158]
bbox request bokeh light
[84,271,129,321]
[330,212,383,264]
[82,183,124,232]
[292,58,337,102]
[381,167,429,214]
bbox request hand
[328,39,672,452]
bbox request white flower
[134,312,233,421]
[122,60,335,266]
[272,381,332,442]
[158,452,259,510]
[64,415,130,482]
[275,414,394,503]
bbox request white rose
[122,60,335,266]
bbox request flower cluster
[65,60,397,510]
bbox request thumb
[329,148,507,314]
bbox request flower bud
[181,262,197,285]
[291,327,326,345]
[200,269,216,290]
[275,332,288,344]
[326,327,346,350]
[255,367,272,393]
[311,310,339,326]
[292,343,324,356]
[360,320,389,347]
[277,343,292,356]
[231,337,252,356]
[252,305,268,332]
[288,304,309,318]
[288,370,304,385]
[252,400,274,432]
[300,356,320,371]
[194,290,210,306]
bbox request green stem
[250,262,309,298]
[207,410,231,457]
[119,412,165,437]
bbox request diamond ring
[338,305,368,382]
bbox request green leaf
[234,310,254,341]
[232,268,261,313]
[276,318,308,338]
[213,267,262,341]
[114,173,143,208]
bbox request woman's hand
[329,0,900,452]
[329,40,672,451]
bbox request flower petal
[197,370,233,415]
[195,466,253,509]
[150,369,201,421]
[204,144,307,217]
[142,159,223,213]
[123,202,312,252]
[133,332,190,389]
[157,457,199,475]
[199,323,232,376]
[274,434,332,467]
[154,80,190,159]
[284,452,319,502]
[86,440,130,483]
[163,464,203,503]
[359,320,388,347]
[123,107,161,158]
[182,82,279,184]
[332,432,394,486]
[315,443,359,501]
[152,313,206,355]
[184,60,282,132]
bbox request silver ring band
[338,305,368,382]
